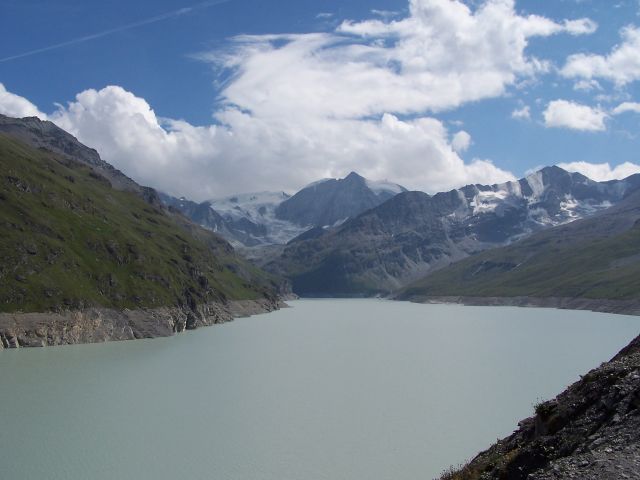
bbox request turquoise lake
[1,299,638,480]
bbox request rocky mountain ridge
[161,172,407,247]
[398,187,640,303]
[266,166,640,295]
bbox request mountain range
[398,186,640,303]
[264,166,640,296]
[3,112,639,318]
[161,172,406,247]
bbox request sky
[1,0,640,201]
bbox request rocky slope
[0,115,285,345]
[267,167,640,296]
[438,333,640,480]
[161,172,406,247]
[398,188,640,304]
[0,297,284,348]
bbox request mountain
[438,333,640,480]
[266,166,640,296]
[0,115,283,343]
[160,193,274,247]
[161,172,407,247]
[0,114,143,195]
[398,187,640,303]
[274,171,407,227]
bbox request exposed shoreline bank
[0,297,286,349]
[401,295,640,317]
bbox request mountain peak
[275,172,406,227]
[344,171,364,181]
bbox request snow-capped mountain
[275,171,407,227]
[266,166,640,295]
[161,172,407,247]
[208,192,308,246]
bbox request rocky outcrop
[407,296,640,317]
[0,298,284,349]
[438,333,640,480]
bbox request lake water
[1,299,639,480]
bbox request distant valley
[3,112,640,346]
[167,163,639,298]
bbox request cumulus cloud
[543,100,608,131]
[1,1,597,199]
[557,161,640,181]
[511,105,531,120]
[451,130,472,152]
[612,101,640,114]
[27,85,512,200]
[0,83,47,120]
[561,26,640,85]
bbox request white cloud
[561,26,640,85]
[2,1,597,200]
[24,85,511,200]
[562,18,598,35]
[451,130,472,152]
[371,9,400,19]
[511,105,531,120]
[573,79,602,91]
[612,101,640,114]
[543,100,608,131]
[316,13,333,19]
[203,0,597,119]
[0,83,47,120]
[557,161,640,181]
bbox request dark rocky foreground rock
[438,332,640,480]
[0,298,285,348]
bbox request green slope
[0,133,279,313]
[398,191,640,301]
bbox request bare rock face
[0,298,283,349]
[439,332,640,480]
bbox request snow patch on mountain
[471,189,510,215]
[526,171,546,199]
[209,191,308,245]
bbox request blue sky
[1,0,640,199]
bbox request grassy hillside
[398,191,640,301]
[0,133,279,313]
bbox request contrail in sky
[0,0,232,63]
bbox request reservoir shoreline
[3,294,639,349]
[0,297,285,349]
[402,295,640,317]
